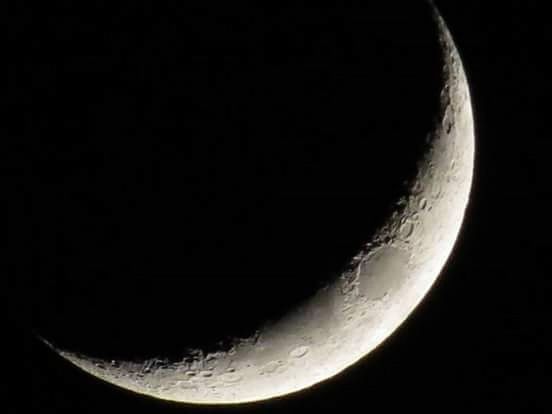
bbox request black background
[3,1,540,412]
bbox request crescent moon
[42,5,475,405]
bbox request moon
[41,5,475,405]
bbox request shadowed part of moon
[29,3,442,361]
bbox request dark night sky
[3,1,539,412]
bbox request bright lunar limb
[42,5,475,405]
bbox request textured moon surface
[44,7,475,405]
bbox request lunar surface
[42,5,475,405]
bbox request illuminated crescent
[43,5,475,405]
